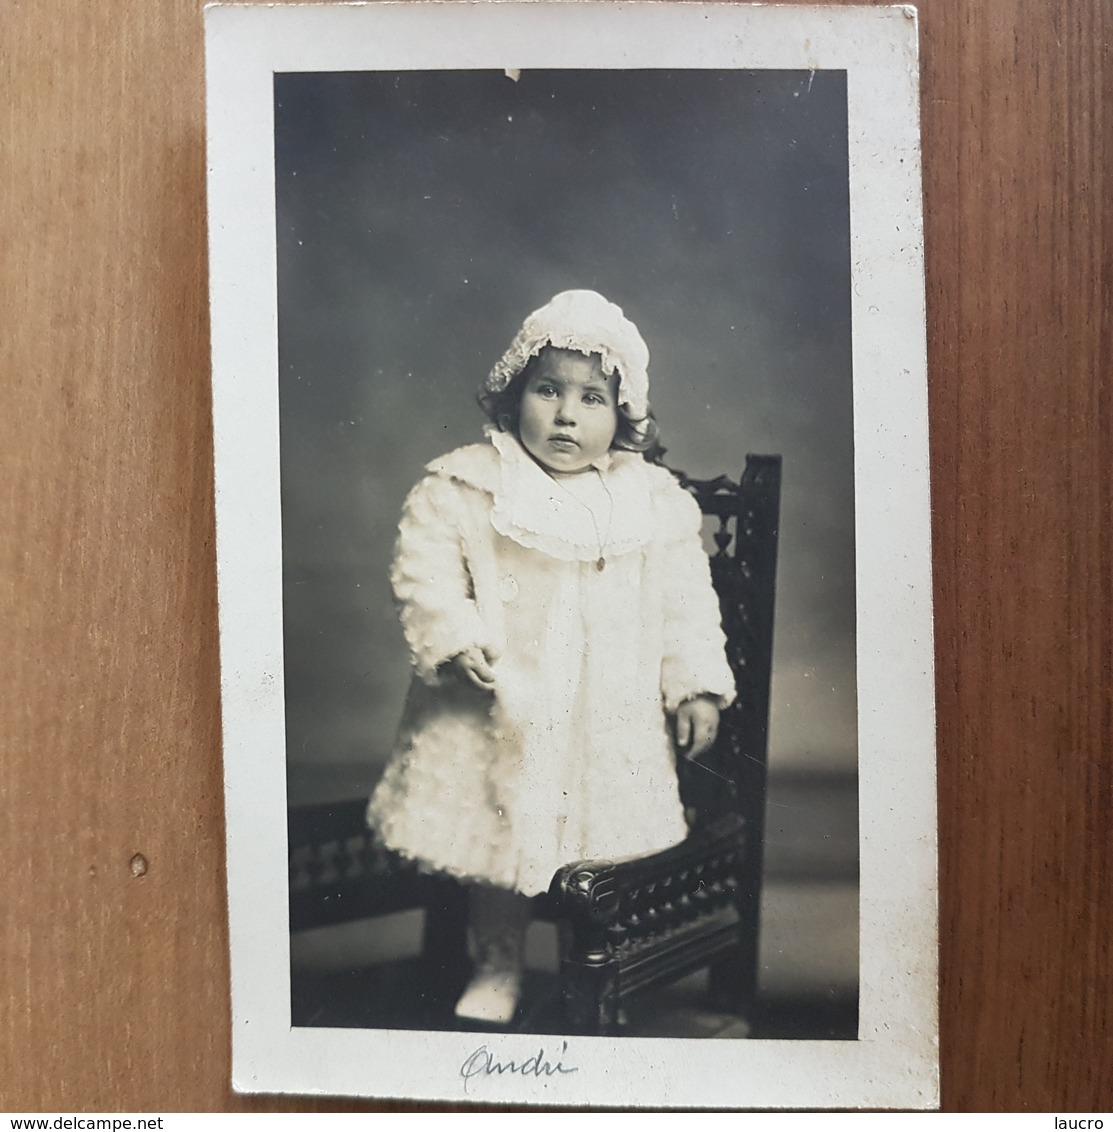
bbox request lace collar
[427,430,653,562]
[487,431,653,562]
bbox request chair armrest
[548,814,747,961]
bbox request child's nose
[555,396,578,424]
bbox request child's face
[517,348,619,474]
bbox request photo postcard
[205,0,937,1108]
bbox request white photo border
[205,1,937,1108]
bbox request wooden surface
[2,0,1110,1113]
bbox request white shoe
[454,968,522,1025]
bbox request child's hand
[452,645,499,692]
[675,696,720,759]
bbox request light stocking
[454,885,532,1025]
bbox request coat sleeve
[655,478,738,713]
[390,473,489,684]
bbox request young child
[367,290,735,1024]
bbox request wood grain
[921,0,1112,1112]
[1,0,1109,1112]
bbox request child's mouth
[549,435,579,449]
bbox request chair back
[674,455,782,837]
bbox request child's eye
[535,384,558,398]
[582,392,607,406]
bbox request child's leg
[454,884,532,1024]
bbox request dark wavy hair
[477,348,661,456]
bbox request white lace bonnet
[485,290,650,422]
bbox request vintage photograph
[278,66,858,1041]
[207,2,936,1107]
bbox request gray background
[274,68,857,803]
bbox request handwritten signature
[459,1040,579,1094]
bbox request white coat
[366,430,735,896]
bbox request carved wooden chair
[288,453,781,1033]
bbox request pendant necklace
[548,468,614,571]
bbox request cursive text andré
[459,1041,579,1094]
